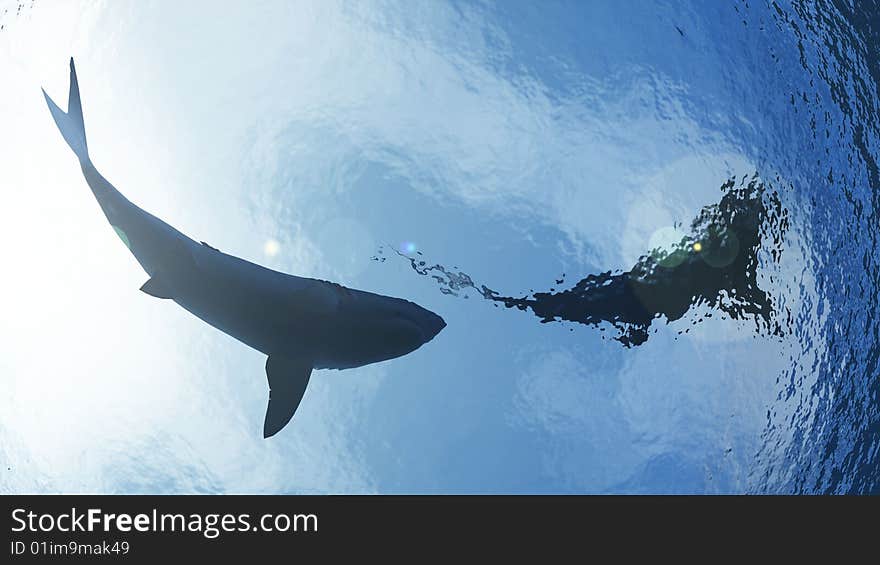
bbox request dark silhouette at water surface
[394,176,789,346]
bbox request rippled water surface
[1,1,878,493]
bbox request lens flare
[648,226,688,268]
[263,239,281,257]
[399,241,418,254]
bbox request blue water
[0,1,877,493]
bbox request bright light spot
[692,242,703,252]
[399,241,418,254]
[264,239,281,256]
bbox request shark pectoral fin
[140,276,174,299]
[263,354,313,438]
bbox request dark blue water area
[252,1,880,493]
[393,1,876,493]
[542,1,880,493]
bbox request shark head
[362,298,446,363]
[398,300,446,344]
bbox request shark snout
[393,300,446,345]
[422,311,446,342]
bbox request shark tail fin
[42,58,89,162]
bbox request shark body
[43,59,446,437]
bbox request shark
[42,59,446,438]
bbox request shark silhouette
[43,59,446,437]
